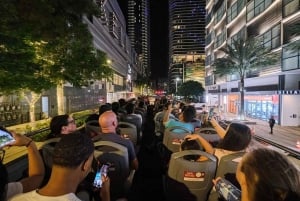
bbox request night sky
[150,0,169,79]
[118,0,169,79]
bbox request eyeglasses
[68,119,75,125]
[0,149,5,163]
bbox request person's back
[98,111,138,170]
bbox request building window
[215,2,225,24]
[283,0,299,17]
[258,24,280,50]
[247,0,273,21]
[229,27,246,46]
[227,0,246,23]
[215,31,226,48]
[282,44,300,71]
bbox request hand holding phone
[0,127,15,148]
[93,164,109,188]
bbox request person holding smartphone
[0,130,45,201]
[10,132,111,201]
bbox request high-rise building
[119,0,151,78]
[205,0,300,126]
[169,0,206,93]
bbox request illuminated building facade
[169,0,206,93]
[205,0,300,126]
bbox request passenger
[98,111,138,170]
[10,132,110,201]
[1,132,45,200]
[186,118,252,162]
[214,148,300,201]
[48,114,77,139]
[163,103,194,133]
[154,102,176,136]
[122,102,143,142]
[99,103,112,116]
[180,137,213,162]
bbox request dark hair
[111,102,120,114]
[125,102,135,114]
[52,132,94,168]
[118,98,126,107]
[241,149,300,201]
[99,103,112,115]
[181,138,203,161]
[182,105,196,122]
[0,162,8,201]
[49,115,69,137]
[217,123,251,151]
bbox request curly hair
[52,132,94,168]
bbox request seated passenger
[10,132,110,201]
[1,132,44,201]
[214,148,300,201]
[154,102,176,136]
[99,103,112,116]
[180,137,212,162]
[48,114,77,139]
[163,103,194,133]
[186,118,252,163]
[98,111,138,170]
[121,102,143,142]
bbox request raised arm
[209,117,226,139]
[163,103,172,124]
[10,133,45,192]
[185,134,214,155]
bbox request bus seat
[117,121,138,146]
[165,150,217,201]
[163,126,192,153]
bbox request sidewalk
[222,112,300,154]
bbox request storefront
[244,95,279,121]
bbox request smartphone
[0,127,15,148]
[93,164,109,188]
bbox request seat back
[41,137,61,169]
[117,121,137,146]
[121,114,142,141]
[85,120,101,137]
[215,152,245,178]
[195,128,220,147]
[166,150,217,201]
[93,141,131,199]
[207,152,245,201]
[163,126,192,153]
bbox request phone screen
[0,128,15,148]
[93,164,109,188]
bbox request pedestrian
[268,115,275,134]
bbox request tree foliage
[213,37,278,118]
[177,80,204,100]
[0,0,112,94]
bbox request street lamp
[175,77,180,93]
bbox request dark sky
[150,0,169,79]
[118,0,169,79]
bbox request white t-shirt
[9,190,81,201]
[7,182,23,200]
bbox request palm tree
[213,37,278,119]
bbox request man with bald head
[98,111,138,170]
